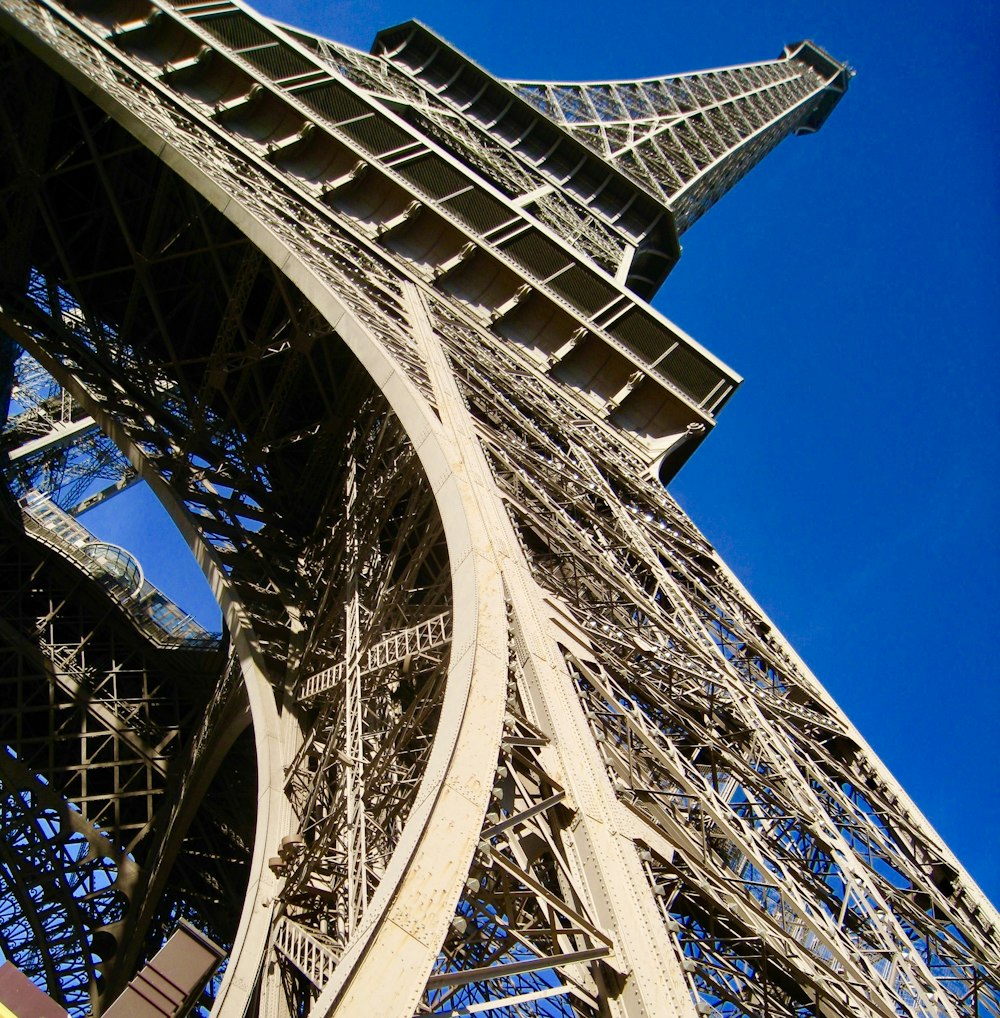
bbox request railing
[273,916,339,990]
[20,491,222,651]
[299,611,449,703]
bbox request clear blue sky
[85,0,1000,905]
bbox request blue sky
[85,0,1000,905]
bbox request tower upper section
[289,22,850,301]
[508,42,850,235]
[1,0,848,480]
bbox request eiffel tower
[0,2,997,1017]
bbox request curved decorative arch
[6,7,996,1018]
[0,9,511,1013]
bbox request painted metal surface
[0,2,996,1018]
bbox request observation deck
[20,491,220,649]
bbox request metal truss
[0,494,232,1014]
[508,43,851,233]
[1,348,137,513]
[285,28,634,282]
[425,291,1000,1017]
[0,2,994,1017]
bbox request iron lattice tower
[0,2,996,1017]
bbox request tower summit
[0,2,996,1018]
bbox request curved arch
[0,19,511,1015]
[0,806,87,1010]
[0,748,141,1013]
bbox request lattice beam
[0,4,993,1018]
